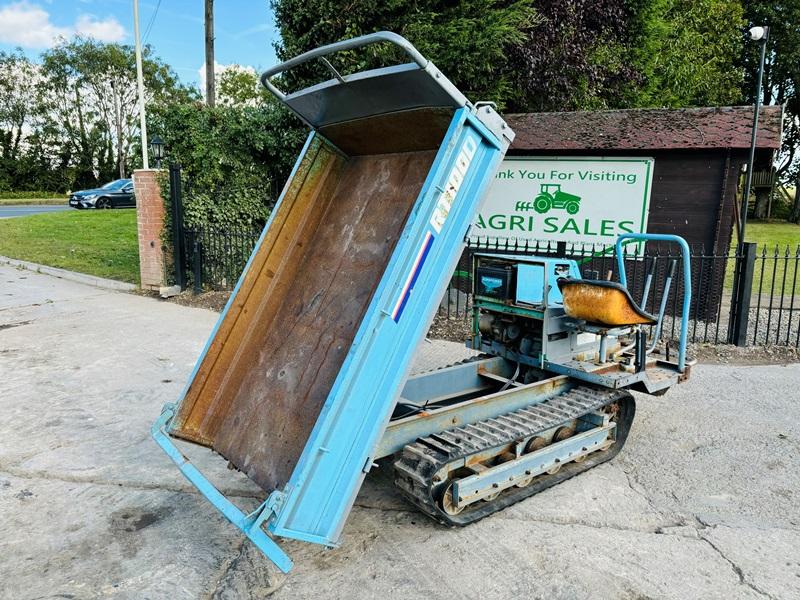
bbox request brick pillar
[133,169,166,290]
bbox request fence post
[193,232,202,295]
[729,242,757,346]
[169,163,186,290]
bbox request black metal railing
[436,238,800,349]
[750,244,800,346]
[182,225,261,292]
[170,216,800,349]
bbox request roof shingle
[505,106,783,152]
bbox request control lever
[641,257,656,307]
[648,259,677,353]
[634,328,647,372]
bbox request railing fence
[166,167,799,348]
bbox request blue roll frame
[615,233,692,372]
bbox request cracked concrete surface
[1,264,799,599]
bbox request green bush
[0,190,67,199]
[149,102,306,230]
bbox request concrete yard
[1,263,799,599]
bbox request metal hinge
[362,456,377,473]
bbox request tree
[218,66,271,107]
[504,0,639,112]
[0,50,39,190]
[272,0,538,108]
[38,38,195,187]
[148,101,306,228]
[740,1,800,221]
[627,0,745,109]
[271,0,752,113]
[790,180,800,223]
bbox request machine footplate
[393,385,635,526]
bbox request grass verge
[742,221,800,249]
[0,209,139,283]
[729,221,800,298]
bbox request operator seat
[557,278,656,327]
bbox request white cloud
[74,14,126,42]
[197,61,256,93]
[0,2,69,47]
[0,2,126,48]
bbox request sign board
[472,157,653,250]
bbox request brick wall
[133,169,166,290]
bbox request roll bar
[615,233,692,373]
[260,31,429,101]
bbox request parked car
[69,179,135,209]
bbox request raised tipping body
[153,32,514,572]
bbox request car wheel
[96,198,111,209]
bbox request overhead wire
[143,0,163,43]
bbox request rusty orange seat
[557,278,656,327]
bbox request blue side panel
[516,264,545,305]
[270,108,506,545]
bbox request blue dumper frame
[153,33,514,572]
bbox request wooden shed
[504,105,784,253]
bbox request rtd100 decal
[430,136,478,233]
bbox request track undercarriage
[394,385,635,525]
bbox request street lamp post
[739,25,769,243]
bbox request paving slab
[1,263,799,599]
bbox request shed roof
[505,106,783,152]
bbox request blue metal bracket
[151,404,294,573]
[614,233,691,372]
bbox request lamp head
[150,135,165,161]
[749,26,768,42]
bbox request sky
[0,0,280,88]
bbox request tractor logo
[533,183,581,215]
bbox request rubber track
[393,385,636,526]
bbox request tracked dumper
[152,33,693,572]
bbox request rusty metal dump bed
[153,32,514,573]
[170,132,441,491]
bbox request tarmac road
[1,263,798,599]
[0,204,70,218]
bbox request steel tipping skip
[151,32,515,572]
[152,32,694,573]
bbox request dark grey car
[69,179,136,209]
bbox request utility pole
[133,0,149,169]
[205,0,215,107]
